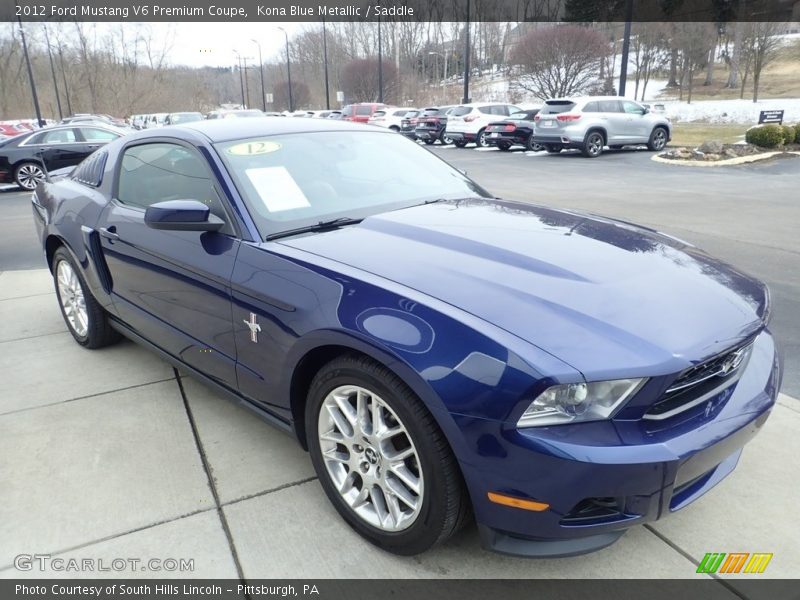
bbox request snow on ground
[661,98,800,124]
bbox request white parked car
[445,102,522,148]
[367,108,417,131]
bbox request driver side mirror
[144,200,224,232]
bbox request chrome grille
[644,340,754,421]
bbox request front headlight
[517,378,646,427]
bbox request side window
[478,106,494,115]
[79,128,119,142]
[599,100,622,113]
[504,105,522,115]
[30,129,78,144]
[116,143,233,234]
[622,101,645,114]
[356,106,372,116]
[583,102,599,112]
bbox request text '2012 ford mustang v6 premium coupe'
[32,118,781,557]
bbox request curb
[651,150,800,167]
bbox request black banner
[2,0,798,22]
[3,580,800,600]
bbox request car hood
[280,199,768,378]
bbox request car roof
[166,116,377,142]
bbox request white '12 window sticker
[244,166,311,212]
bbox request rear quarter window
[450,106,472,116]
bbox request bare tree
[673,22,716,103]
[743,22,783,102]
[631,23,667,101]
[340,58,398,103]
[509,25,609,101]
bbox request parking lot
[1,146,798,587]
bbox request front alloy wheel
[476,129,488,148]
[648,127,668,151]
[307,355,469,555]
[318,385,424,532]
[440,133,453,145]
[15,162,46,190]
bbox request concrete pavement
[0,268,797,584]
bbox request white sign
[336,90,344,102]
[245,166,310,213]
[265,93,274,104]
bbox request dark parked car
[32,118,780,558]
[484,109,543,151]
[0,124,125,190]
[414,106,455,145]
[399,110,421,140]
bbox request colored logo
[697,552,773,574]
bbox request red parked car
[341,103,388,123]
[0,123,27,137]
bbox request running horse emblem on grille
[719,347,747,376]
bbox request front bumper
[456,330,781,557]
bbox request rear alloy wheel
[307,355,469,555]
[648,127,668,151]
[544,144,562,154]
[52,247,121,348]
[527,137,544,152]
[15,162,46,190]
[475,129,489,148]
[582,132,604,158]
[497,142,512,151]
[454,140,468,148]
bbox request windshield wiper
[266,217,363,241]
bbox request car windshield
[216,131,490,239]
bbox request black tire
[527,137,544,152]
[52,247,121,349]
[544,144,562,154]
[454,140,468,148]
[647,126,668,151]
[440,133,453,145]
[582,131,605,158]
[475,129,488,148]
[389,125,400,132]
[424,139,435,145]
[306,354,470,556]
[497,142,512,151]
[15,161,46,190]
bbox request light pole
[17,17,44,127]
[251,39,266,111]
[43,24,63,120]
[232,50,245,108]
[277,27,293,112]
[377,17,383,103]
[462,0,471,105]
[242,55,251,108]
[322,18,330,110]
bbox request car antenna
[37,149,51,183]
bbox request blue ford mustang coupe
[32,118,781,557]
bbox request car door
[598,100,632,144]
[97,140,241,388]
[23,128,83,171]
[620,100,651,141]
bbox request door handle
[87,144,99,149]
[99,226,119,241]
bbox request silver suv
[532,96,671,158]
